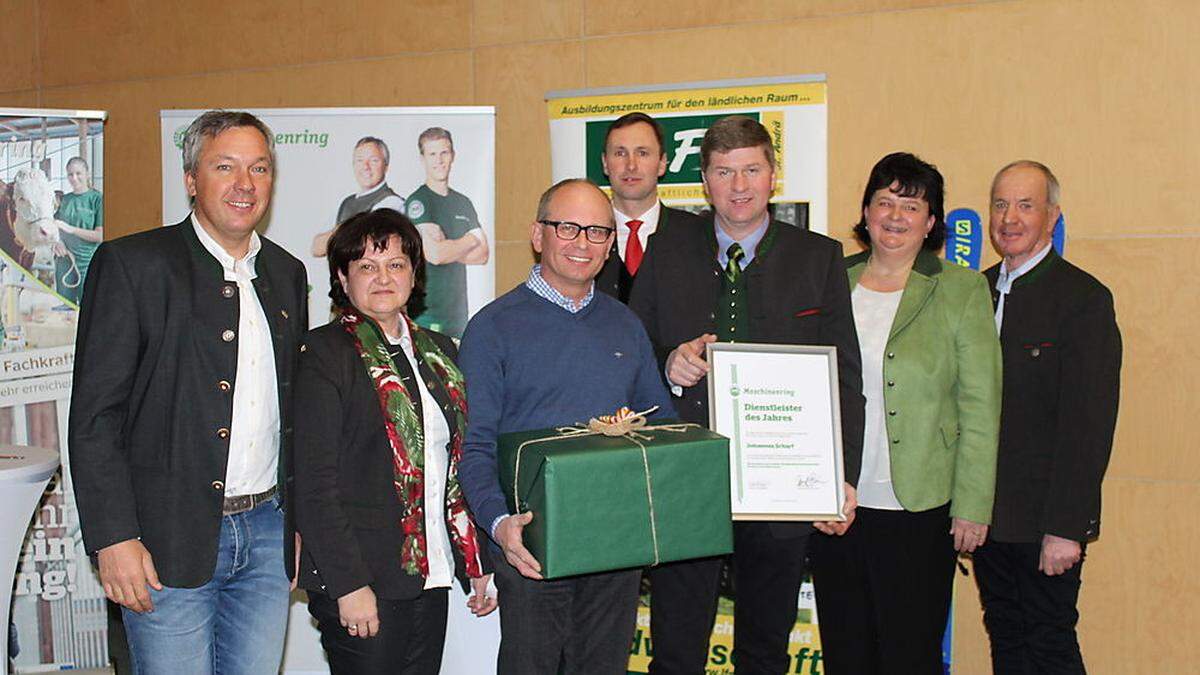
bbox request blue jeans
[122,497,289,675]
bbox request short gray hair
[354,136,390,165]
[992,159,1060,206]
[182,110,274,175]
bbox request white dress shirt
[388,321,455,589]
[191,215,279,498]
[613,201,661,262]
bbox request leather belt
[222,485,277,515]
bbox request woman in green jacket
[811,153,1001,674]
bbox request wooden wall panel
[473,0,582,47]
[1,90,41,108]
[0,0,38,93]
[583,0,987,36]
[37,0,472,88]
[474,40,584,242]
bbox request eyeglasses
[538,219,616,244]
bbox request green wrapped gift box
[498,421,733,579]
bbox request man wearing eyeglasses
[597,112,699,303]
[629,116,865,674]
[459,178,675,674]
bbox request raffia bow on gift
[511,406,698,567]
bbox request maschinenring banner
[547,75,828,233]
[3,107,109,671]
[160,107,496,339]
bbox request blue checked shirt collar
[525,264,594,313]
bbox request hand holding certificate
[706,342,847,521]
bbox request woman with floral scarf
[294,208,494,674]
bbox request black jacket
[294,321,490,600]
[629,215,865,515]
[69,218,308,587]
[984,249,1121,543]
[596,205,700,303]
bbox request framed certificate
[706,342,845,521]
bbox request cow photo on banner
[2,107,109,671]
[159,106,498,674]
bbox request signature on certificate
[796,473,827,490]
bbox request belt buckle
[222,486,276,515]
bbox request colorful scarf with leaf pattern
[341,310,482,579]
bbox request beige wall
[5,0,1197,670]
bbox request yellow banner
[549,82,826,120]
[627,607,823,674]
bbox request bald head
[536,178,614,226]
[530,178,614,301]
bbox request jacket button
[221,284,235,298]
[887,380,895,387]
[212,480,224,491]
[218,380,231,392]
[892,438,900,444]
[281,309,289,319]
[1031,347,1041,357]
[217,428,230,439]
[886,352,895,359]
[222,329,236,342]
[888,410,897,416]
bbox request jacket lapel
[845,249,941,340]
[889,250,942,340]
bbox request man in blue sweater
[459,178,676,674]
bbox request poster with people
[159,107,498,673]
[160,107,496,339]
[547,75,828,234]
[2,107,109,671]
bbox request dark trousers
[973,539,1087,674]
[307,588,449,675]
[730,522,811,675]
[645,556,723,674]
[493,555,641,675]
[810,505,956,675]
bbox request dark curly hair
[853,152,946,251]
[327,208,425,316]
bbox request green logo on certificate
[730,385,740,398]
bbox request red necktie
[625,219,644,276]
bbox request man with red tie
[596,113,699,303]
[596,113,705,672]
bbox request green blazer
[846,249,1001,523]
